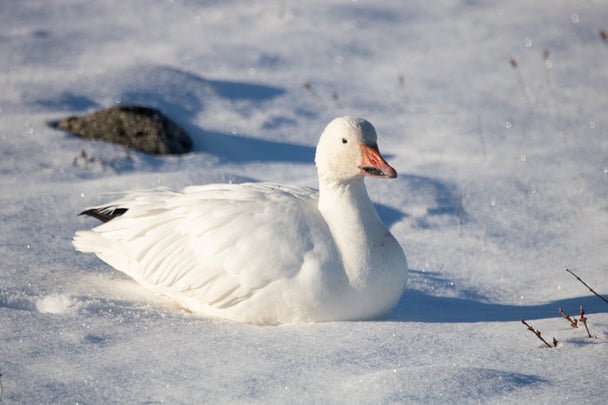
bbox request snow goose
[73,116,408,324]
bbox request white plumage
[74,116,408,324]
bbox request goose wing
[73,183,332,309]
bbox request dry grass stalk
[476,113,487,159]
[565,269,608,305]
[509,57,532,106]
[579,306,593,338]
[543,49,553,87]
[303,81,326,109]
[74,149,100,170]
[458,196,464,237]
[558,308,578,328]
[331,91,341,108]
[398,73,410,104]
[521,319,557,348]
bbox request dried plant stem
[511,54,546,160]
[476,113,487,159]
[541,49,566,145]
[521,319,557,348]
[542,49,552,89]
[303,82,327,109]
[565,269,608,305]
[515,83,545,159]
[398,73,410,104]
[600,30,608,58]
[458,196,464,237]
[558,308,578,328]
[579,306,593,338]
[331,91,341,109]
[509,57,532,106]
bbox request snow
[1,0,607,402]
[35,294,76,315]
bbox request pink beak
[358,143,397,178]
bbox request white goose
[73,116,408,324]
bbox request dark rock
[50,105,192,155]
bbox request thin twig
[579,306,593,338]
[521,319,556,348]
[331,91,341,109]
[566,269,608,305]
[542,49,552,88]
[458,196,464,237]
[476,113,487,160]
[558,308,578,328]
[398,73,409,104]
[511,55,546,160]
[515,82,545,159]
[509,57,532,106]
[303,82,327,109]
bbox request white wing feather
[74,183,327,311]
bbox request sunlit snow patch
[36,294,76,314]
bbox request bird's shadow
[388,269,608,323]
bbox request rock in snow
[50,105,192,155]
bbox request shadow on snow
[389,270,608,323]
[40,65,319,165]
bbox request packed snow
[1,0,607,403]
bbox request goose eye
[341,138,348,144]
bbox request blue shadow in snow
[42,65,308,165]
[375,203,407,229]
[207,79,285,100]
[404,174,463,228]
[33,91,100,112]
[116,65,285,123]
[114,66,299,163]
[388,270,608,323]
[192,128,315,164]
[35,65,285,121]
[373,173,461,230]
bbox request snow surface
[1,0,608,403]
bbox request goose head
[315,116,397,183]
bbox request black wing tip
[79,207,128,222]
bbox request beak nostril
[362,167,386,177]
